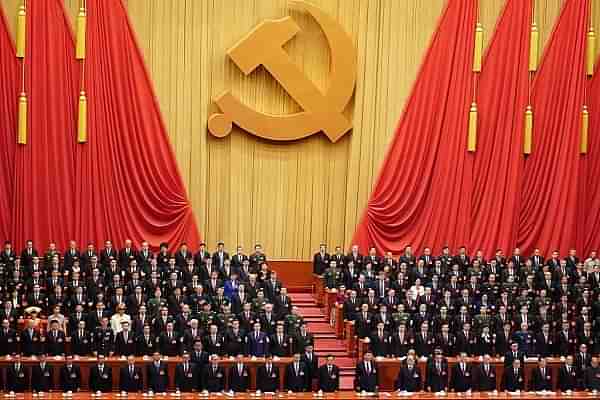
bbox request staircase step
[305,322,333,332]
[289,293,316,301]
[340,376,355,390]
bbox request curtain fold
[11,0,79,249]
[352,0,476,254]
[74,0,200,250]
[517,0,589,255]
[0,6,17,240]
[469,0,530,257]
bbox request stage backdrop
[2,0,599,258]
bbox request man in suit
[503,359,524,392]
[475,354,497,391]
[318,354,340,392]
[147,352,169,393]
[426,351,448,393]
[301,344,319,389]
[60,356,82,392]
[115,320,136,356]
[246,322,269,357]
[0,318,19,356]
[212,242,229,270]
[584,356,600,391]
[175,352,198,392]
[228,353,250,393]
[504,342,526,367]
[355,351,378,393]
[89,355,113,392]
[20,319,43,356]
[45,319,67,356]
[6,354,29,392]
[257,354,280,392]
[285,353,309,392]
[20,240,38,268]
[71,320,93,356]
[203,355,225,393]
[558,355,578,392]
[313,244,330,275]
[120,356,144,393]
[394,356,421,392]
[31,353,54,392]
[451,352,473,392]
[530,357,552,392]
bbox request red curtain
[11,0,79,249]
[579,61,600,254]
[470,0,530,256]
[517,0,589,255]
[74,0,200,250]
[0,6,17,240]
[352,0,476,254]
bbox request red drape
[517,0,589,255]
[579,61,600,254]
[74,0,200,250]
[352,0,476,254]
[0,6,17,240]
[470,0,530,256]
[11,0,79,249]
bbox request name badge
[128,339,133,344]
[216,343,221,347]
[102,374,109,379]
[159,371,165,375]
[259,340,263,344]
[83,339,88,344]
[70,373,77,379]
[134,375,139,380]
[413,374,418,378]
[271,373,276,378]
[187,373,193,378]
[33,337,38,342]
[18,373,25,378]
[217,373,223,378]
[243,372,248,377]
[7,339,12,343]
[465,372,470,376]
[58,338,63,343]
[44,372,50,377]
[300,371,304,376]
[171,340,177,345]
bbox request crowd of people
[0,239,337,393]
[313,244,600,392]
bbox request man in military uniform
[323,261,343,289]
[198,301,217,331]
[285,306,305,336]
[93,317,115,356]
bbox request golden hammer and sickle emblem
[208,1,357,143]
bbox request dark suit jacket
[395,366,421,392]
[285,362,309,392]
[530,367,552,391]
[558,365,578,391]
[450,363,473,392]
[257,364,280,392]
[6,364,29,392]
[426,360,449,392]
[89,365,113,392]
[228,363,251,392]
[502,367,524,391]
[20,329,43,356]
[355,361,378,392]
[174,363,198,392]
[60,364,82,391]
[203,365,225,392]
[120,365,144,392]
[475,364,497,391]
[31,363,54,392]
[115,331,137,356]
[45,330,67,355]
[318,365,340,392]
[246,331,269,357]
[147,362,169,392]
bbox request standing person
[530,357,552,392]
[147,352,169,393]
[285,353,309,392]
[175,353,198,392]
[317,354,340,392]
[257,354,280,392]
[355,351,378,393]
[89,354,113,393]
[502,359,524,392]
[120,356,144,393]
[60,355,82,392]
[394,356,421,392]
[203,355,225,393]
[31,353,53,393]
[228,353,250,393]
[426,350,448,393]
[6,354,29,392]
[475,354,497,391]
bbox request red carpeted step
[297,307,324,317]
[314,339,346,350]
[340,376,355,390]
[289,293,316,301]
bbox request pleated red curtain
[352,0,476,254]
[11,0,79,249]
[517,0,589,255]
[470,0,530,256]
[0,6,17,240]
[74,0,200,250]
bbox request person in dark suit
[285,353,309,392]
[301,344,318,388]
[313,245,330,275]
[558,356,578,392]
[203,355,226,393]
[502,359,524,392]
[450,352,473,392]
[147,352,169,393]
[228,353,251,393]
[426,351,448,392]
[20,319,43,356]
[257,355,280,392]
[60,356,82,392]
[115,321,136,356]
[89,355,113,392]
[0,319,19,356]
[20,240,38,267]
[246,322,269,357]
[174,353,197,392]
[504,342,526,367]
[355,351,378,392]
[475,354,497,391]
[31,353,54,392]
[394,356,421,392]
[584,356,600,391]
[120,356,144,393]
[6,355,29,392]
[530,357,552,391]
[45,319,67,356]
[318,354,340,392]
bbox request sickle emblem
[208,1,357,143]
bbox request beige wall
[2,0,591,258]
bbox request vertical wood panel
[0,0,578,258]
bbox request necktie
[130,366,134,376]
[328,365,332,374]
[541,368,545,377]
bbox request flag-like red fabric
[74,0,200,250]
[11,0,79,249]
[517,0,589,255]
[352,0,476,254]
[470,0,530,257]
[0,6,17,240]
